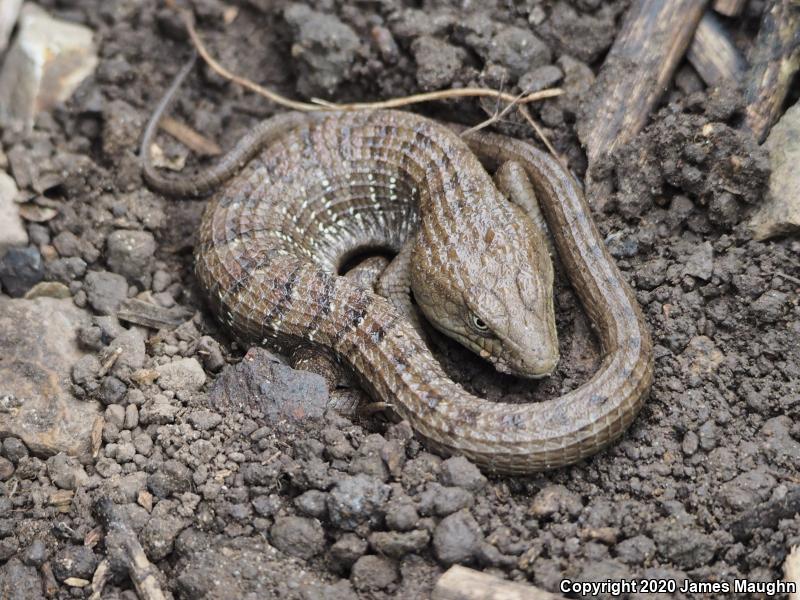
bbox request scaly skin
[142,70,653,473]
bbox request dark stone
[0,246,43,297]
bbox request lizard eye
[470,314,490,333]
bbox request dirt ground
[1,0,800,598]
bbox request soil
[1,1,800,599]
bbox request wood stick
[578,0,709,166]
[93,498,168,600]
[713,0,748,17]
[432,566,567,600]
[687,11,748,85]
[743,0,800,143]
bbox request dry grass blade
[169,2,561,114]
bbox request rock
[45,257,87,284]
[433,510,483,565]
[330,533,368,570]
[731,486,800,541]
[105,328,146,378]
[147,459,192,498]
[539,1,615,64]
[419,483,474,516]
[0,246,43,297]
[0,4,97,128]
[46,453,88,490]
[51,545,97,582]
[486,26,551,79]
[0,456,13,480]
[385,497,420,532]
[751,290,788,323]
[208,347,328,422]
[156,357,206,392]
[283,3,359,98]
[615,535,656,565]
[683,241,714,280]
[350,555,398,591]
[0,558,45,600]
[529,484,583,518]
[652,515,717,569]
[0,171,27,256]
[176,536,334,598]
[440,456,487,492]
[270,516,325,559]
[749,99,800,240]
[680,336,724,378]
[141,509,187,561]
[84,270,128,315]
[294,490,328,519]
[411,36,464,90]
[369,529,430,558]
[187,409,222,431]
[0,297,101,459]
[327,474,391,531]
[22,539,48,568]
[105,230,156,286]
[519,65,563,93]
[717,468,776,512]
[2,437,28,463]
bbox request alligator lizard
[142,61,653,474]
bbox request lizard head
[410,201,559,379]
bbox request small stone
[433,510,483,566]
[0,246,44,297]
[615,535,656,565]
[106,230,156,285]
[0,171,27,256]
[156,357,206,392]
[294,490,328,519]
[0,456,13,480]
[519,65,563,94]
[187,409,222,431]
[51,545,97,582]
[283,3,359,97]
[84,270,128,316]
[350,555,398,591]
[751,290,788,323]
[104,404,125,429]
[46,453,88,490]
[22,539,48,567]
[682,431,699,456]
[269,516,325,559]
[45,256,87,284]
[209,347,327,422]
[2,437,28,464]
[698,420,718,451]
[529,484,583,518]
[133,432,153,457]
[0,558,44,600]
[487,26,551,79]
[141,510,186,561]
[369,529,430,558]
[0,4,97,128]
[327,474,391,531]
[0,297,100,459]
[330,533,368,570]
[683,241,714,280]
[197,336,225,372]
[252,494,282,518]
[410,36,464,90]
[717,468,776,512]
[147,459,192,498]
[385,497,420,532]
[440,456,487,491]
[419,483,474,516]
[749,99,800,239]
[123,404,138,429]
